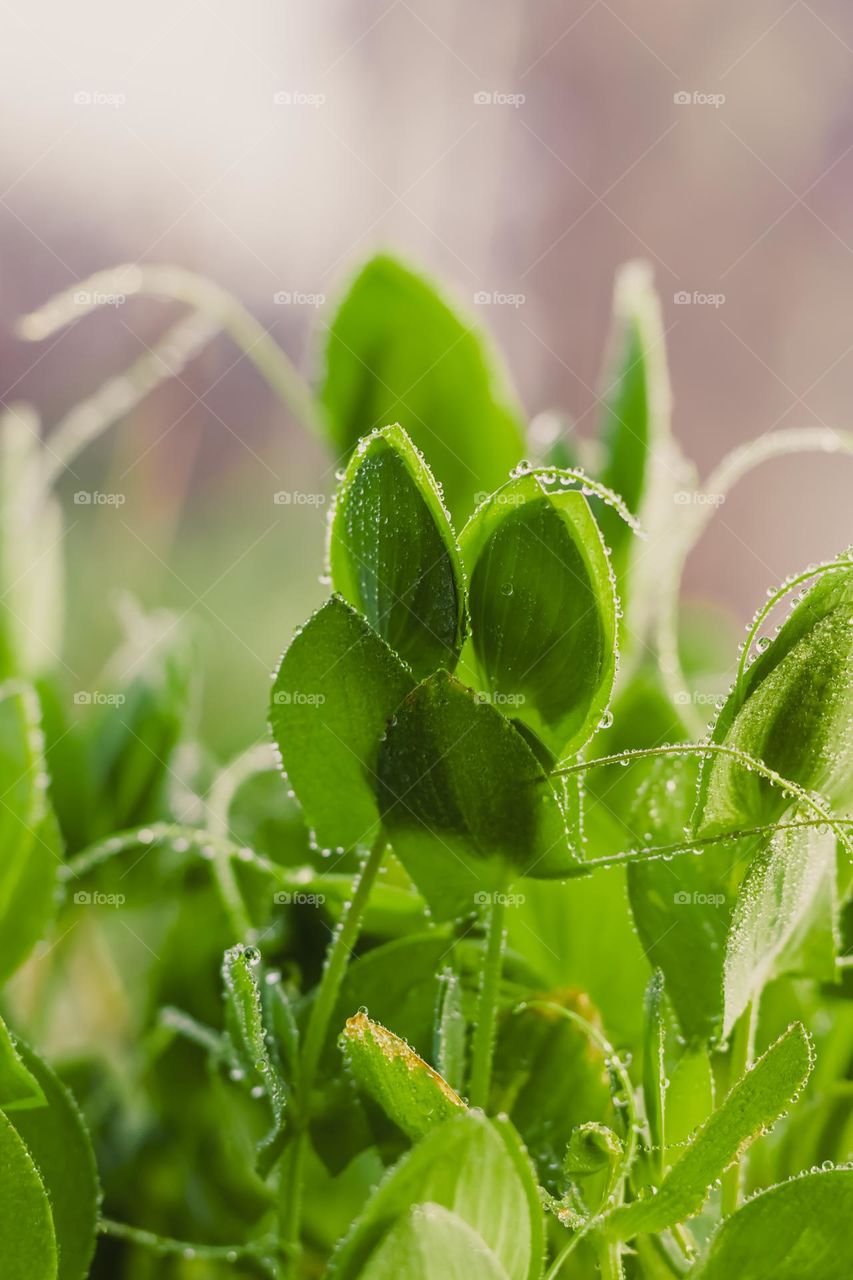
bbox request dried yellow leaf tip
[341,1012,465,1141]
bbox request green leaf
[0,681,60,983]
[329,424,467,679]
[643,971,666,1181]
[690,1168,853,1280]
[723,821,838,1038]
[434,969,466,1094]
[222,945,286,1125]
[697,558,853,834]
[359,1203,510,1280]
[490,997,619,1195]
[0,1107,57,1280]
[461,473,617,759]
[327,1111,544,1280]
[377,671,573,920]
[9,1041,99,1280]
[604,1022,813,1240]
[0,1013,44,1111]
[0,405,64,680]
[270,595,414,850]
[319,254,525,525]
[626,755,753,1044]
[664,1047,714,1169]
[340,1012,465,1142]
[595,262,672,581]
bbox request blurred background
[1,0,852,756]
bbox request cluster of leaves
[0,252,851,1280]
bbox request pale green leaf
[604,1022,813,1239]
[0,1107,57,1280]
[359,1203,509,1280]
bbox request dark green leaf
[0,1107,56,1280]
[340,1011,465,1142]
[270,595,414,849]
[327,1111,544,1280]
[461,473,617,759]
[10,1041,100,1280]
[329,424,467,679]
[377,672,573,920]
[690,1168,853,1280]
[604,1023,813,1240]
[0,682,60,983]
[319,254,524,525]
[697,559,853,834]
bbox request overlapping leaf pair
[270,423,619,919]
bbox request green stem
[279,830,388,1269]
[99,1218,277,1270]
[720,999,758,1217]
[468,892,507,1110]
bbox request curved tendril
[98,1218,279,1269]
[551,743,853,863]
[36,311,220,488]
[657,427,853,735]
[528,466,645,537]
[735,558,853,700]
[207,741,278,837]
[17,263,321,460]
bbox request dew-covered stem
[279,829,388,1269]
[468,890,507,1110]
[720,998,758,1217]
